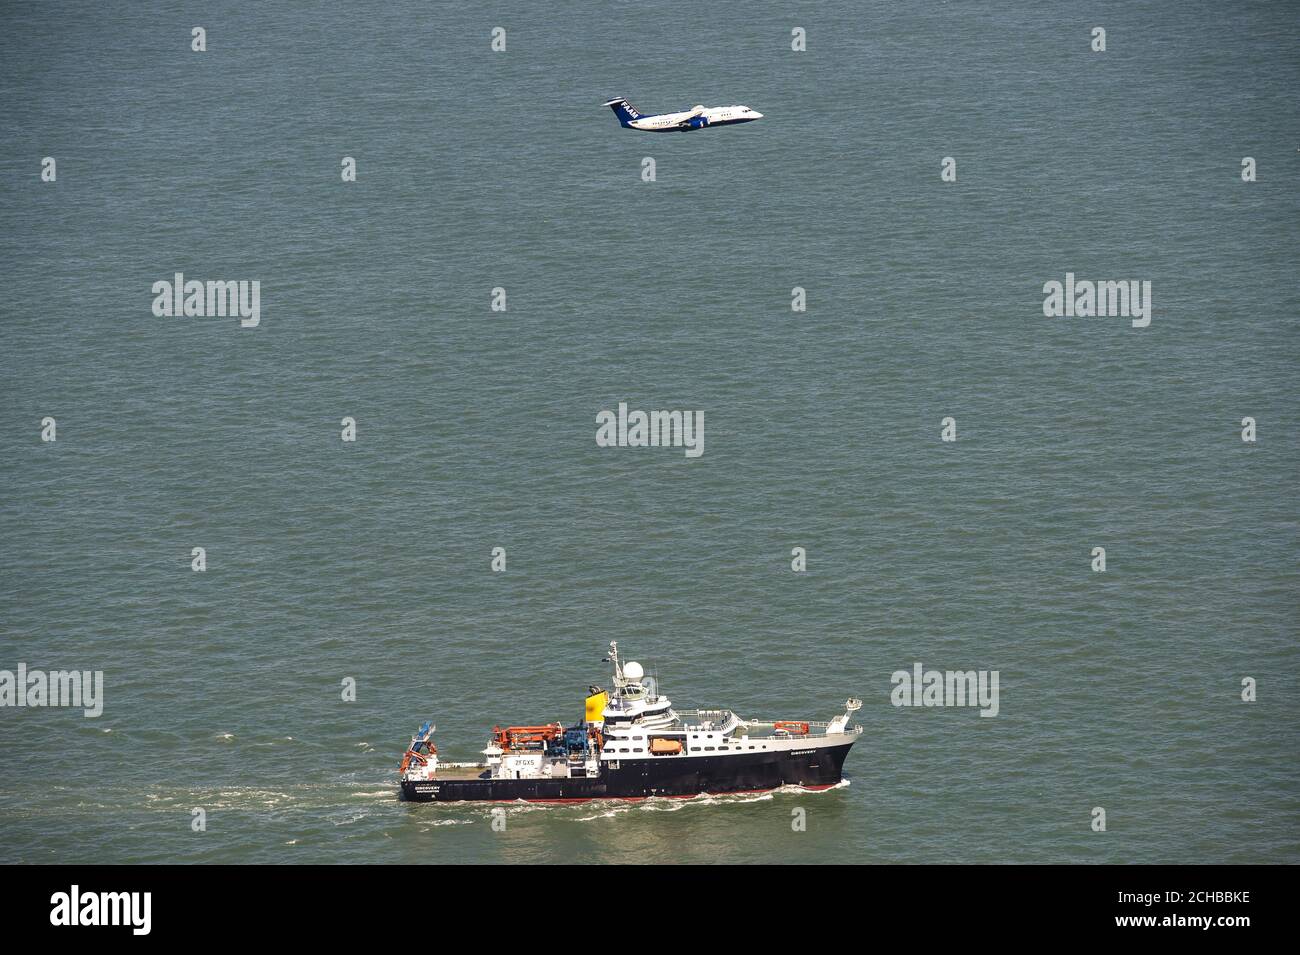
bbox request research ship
[398,642,862,802]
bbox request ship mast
[606,640,625,693]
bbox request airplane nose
[751,111,764,119]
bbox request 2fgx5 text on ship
[399,643,862,802]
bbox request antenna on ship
[605,640,623,689]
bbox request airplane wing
[672,106,708,129]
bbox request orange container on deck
[774,721,810,735]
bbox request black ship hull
[401,742,854,803]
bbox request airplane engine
[687,115,709,129]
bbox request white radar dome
[623,661,644,681]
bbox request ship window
[719,746,729,751]
[704,746,716,751]
[619,748,629,753]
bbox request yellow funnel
[585,691,609,724]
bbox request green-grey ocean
[1,1,1296,864]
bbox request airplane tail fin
[603,96,641,127]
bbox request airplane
[602,96,764,132]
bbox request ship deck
[431,764,490,780]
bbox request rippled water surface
[1,2,1297,863]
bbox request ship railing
[725,718,864,739]
[744,726,864,740]
[675,709,736,724]
[672,711,863,738]
[675,710,740,732]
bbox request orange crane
[492,723,565,750]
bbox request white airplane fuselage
[603,98,763,132]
